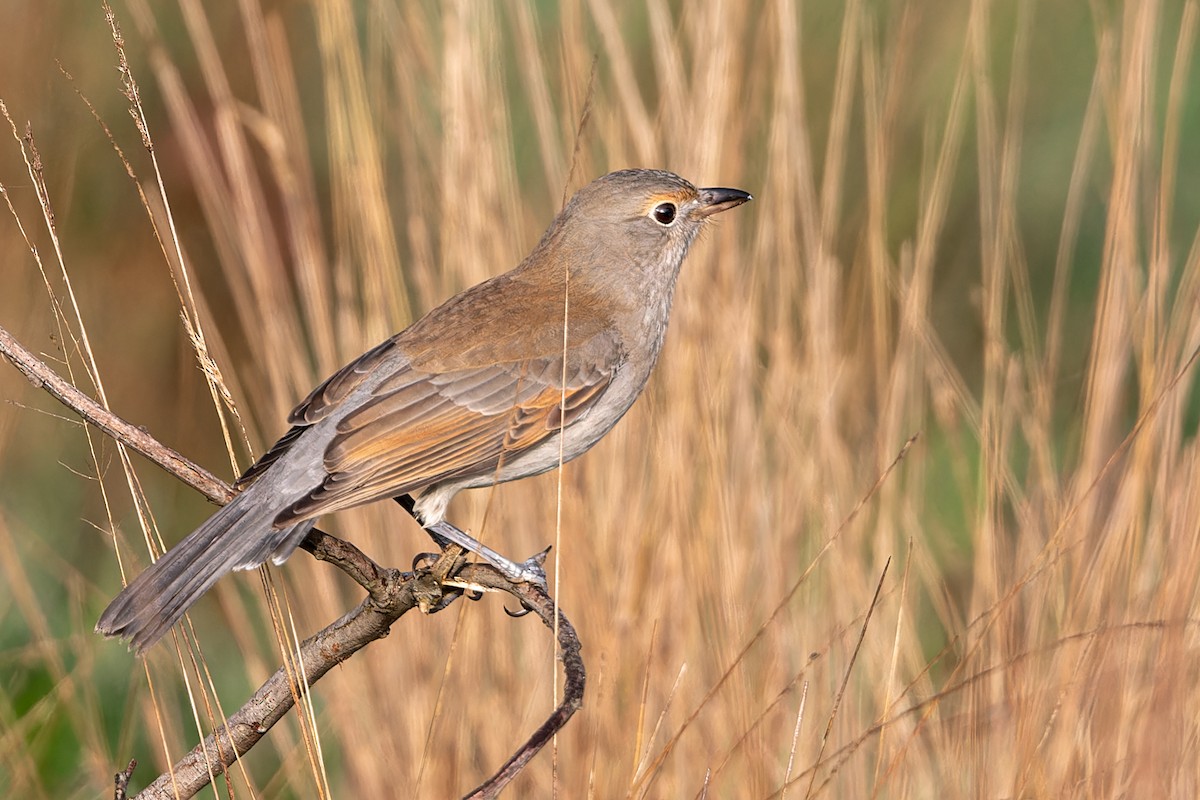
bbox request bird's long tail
[96,489,316,654]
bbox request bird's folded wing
[234,338,402,487]
[272,343,617,525]
[289,337,402,425]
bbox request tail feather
[96,493,316,653]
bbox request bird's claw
[411,551,440,572]
[503,601,534,618]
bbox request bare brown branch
[0,322,232,504]
[0,320,586,798]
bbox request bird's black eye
[652,202,677,226]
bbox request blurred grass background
[2,0,1200,797]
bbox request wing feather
[288,338,400,425]
[273,341,619,526]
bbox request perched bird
[97,168,751,652]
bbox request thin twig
[114,759,137,800]
[0,322,231,504]
[804,558,890,800]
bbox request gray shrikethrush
[97,168,751,652]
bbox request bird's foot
[423,517,549,589]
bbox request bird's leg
[394,495,549,587]
[424,518,549,588]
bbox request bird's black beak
[696,186,752,217]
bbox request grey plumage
[96,478,316,651]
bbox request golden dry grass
[2,0,1199,797]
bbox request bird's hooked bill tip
[697,187,753,216]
